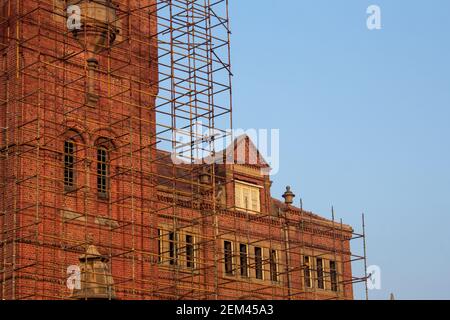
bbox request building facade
[0,0,357,300]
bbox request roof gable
[213,134,271,169]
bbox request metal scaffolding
[0,0,368,300]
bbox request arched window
[64,140,76,190]
[97,146,109,197]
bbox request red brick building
[0,0,358,300]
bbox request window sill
[223,273,235,278]
[64,186,77,193]
[98,193,109,201]
[235,208,261,215]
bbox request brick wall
[0,0,354,300]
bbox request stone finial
[282,186,295,205]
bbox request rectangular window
[330,260,338,292]
[169,231,177,265]
[254,247,263,280]
[239,244,248,277]
[186,235,194,269]
[270,249,278,282]
[224,241,233,275]
[235,182,261,213]
[304,256,312,288]
[317,258,324,289]
[64,141,75,189]
[157,229,162,264]
[97,147,108,196]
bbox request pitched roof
[206,134,271,169]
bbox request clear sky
[229,0,450,300]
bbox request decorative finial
[282,186,295,205]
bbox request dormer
[213,135,273,214]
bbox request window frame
[304,255,312,289]
[157,228,197,270]
[64,140,76,191]
[157,229,162,264]
[96,145,109,198]
[234,181,261,213]
[224,240,234,276]
[239,243,249,278]
[316,258,325,290]
[269,249,278,283]
[168,231,177,266]
[185,234,195,269]
[329,260,338,292]
[254,246,264,280]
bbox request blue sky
[229,0,450,299]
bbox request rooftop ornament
[282,186,295,205]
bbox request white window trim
[235,181,261,213]
[235,180,264,189]
[316,257,326,290]
[157,227,198,271]
[304,255,313,289]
